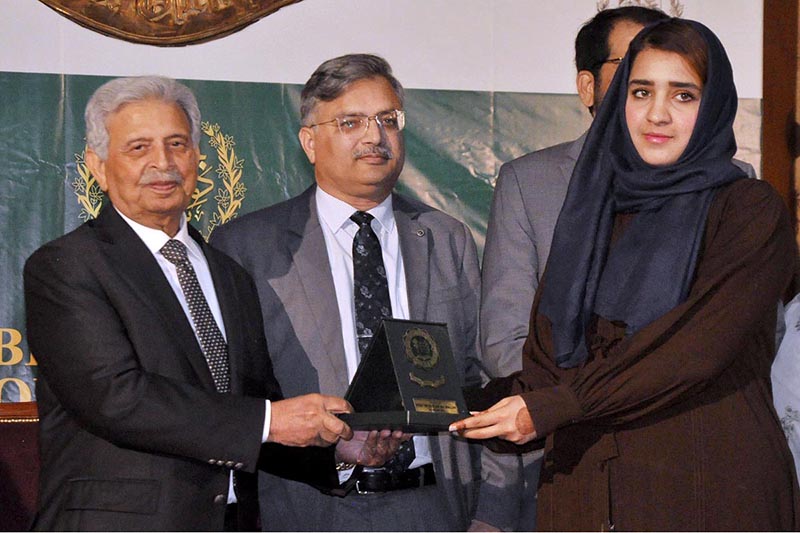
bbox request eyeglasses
[308,109,406,137]
[592,56,624,70]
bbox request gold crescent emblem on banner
[72,121,246,239]
[186,122,247,240]
[72,151,104,221]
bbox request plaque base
[338,411,461,433]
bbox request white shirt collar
[115,207,204,261]
[315,186,395,236]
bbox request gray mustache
[353,146,393,160]
[140,168,184,185]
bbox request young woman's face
[625,48,703,166]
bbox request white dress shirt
[315,188,431,470]
[116,209,270,502]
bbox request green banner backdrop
[0,71,761,402]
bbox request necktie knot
[350,211,375,228]
[160,239,190,266]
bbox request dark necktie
[160,239,230,393]
[350,211,393,357]
[349,211,415,473]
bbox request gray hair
[300,54,404,125]
[85,76,201,160]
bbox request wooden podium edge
[0,401,39,423]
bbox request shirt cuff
[262,400,271,443]
[521,384,583,438]
[337,466,356,485]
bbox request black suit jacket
[24,206,335,531]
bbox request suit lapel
[288,188,349,393]
[94,206,216,390]
[394,194,431,320]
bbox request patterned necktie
[350,211,393,357]
[160,239,230,393]
[350,211,415,472]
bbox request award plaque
[339,319,469,432]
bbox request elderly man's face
[299,76,405,210]
[86,99,199,236]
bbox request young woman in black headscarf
[453,18,799,531]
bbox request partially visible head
[85,76,201,160]
[83,76,201,236]
[624,19,709,166]
[575,6,669,115]
[298,54,406,210]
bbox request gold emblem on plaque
[403,327,445,388]
[408,373,445,389]
[72,121,245,239]
[39,0,304,46]
[403,328,439,369]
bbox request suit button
[216,460,225,466]
[225,461,235,468]
[208,459,217,465]
[213,494,226,505]
[234,462,244,470]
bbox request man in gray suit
[211,54,483,531]
[473,7,672,532]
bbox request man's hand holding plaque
[335,429,411,467]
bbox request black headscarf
[539,19,747,368]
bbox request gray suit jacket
[472,137,581,531]
[481,138,581,378]
[211,185,483,530]
[476,135,756,530]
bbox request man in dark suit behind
[24,76,400,531]
[212,54,483,531]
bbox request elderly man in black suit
[24,75,401,531]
